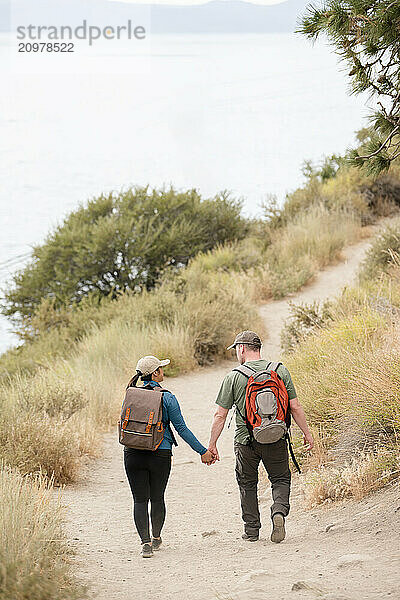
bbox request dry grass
[0,464,84,600]
[285,262,400,505]
[302,451,400,508]
[250,208,363,301]
[0,269,264,483]
[359,217,400,281]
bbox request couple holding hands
[122,330,313,558]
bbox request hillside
[1,152,400,599]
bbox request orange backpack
[233,362,301,472]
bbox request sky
[108,0,287,5]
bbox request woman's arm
[166,393,208,455]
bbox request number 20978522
[18,42,75,52]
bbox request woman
[124,354,215,558]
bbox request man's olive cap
[226,330,262,350]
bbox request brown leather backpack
[118,385,167,451]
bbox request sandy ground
[62,238,400,600]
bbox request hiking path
[62,237,400,600]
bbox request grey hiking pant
[234,438,291,537]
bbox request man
[208,331,314,543]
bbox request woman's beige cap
[136,355,170,376]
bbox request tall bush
[2,187,248,322]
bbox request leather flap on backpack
[123,387,163,423]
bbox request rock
[237,570,269,582]
[325,523,335,532]
[201,530,217,537]
[291,581,311,591]
[232,570,272,599]
[337,553,370,568]
[291,581,324,595]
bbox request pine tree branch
[356,126,400,160]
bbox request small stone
[325,523,335,532]
[293,581,303,591]
[291,581,322,592]
[337,553,369,568]
[201,530,217,537]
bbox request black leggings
[124,448,172,544]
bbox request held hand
[208,444,220,462]
[303,432,314,451]
[201,450,216,465]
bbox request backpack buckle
[122,407,131,430]
[145,411,155,433]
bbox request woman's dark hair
[126,370,142,389]
[127,368,160,388]
[141,373,153,382]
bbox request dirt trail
[62,238,400,600]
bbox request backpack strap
[233,364,257,379]
[285,432,301,474]
[142,384,170,393]
[231,366,256,442]
[267,361,282,373]
[142,385,178,447]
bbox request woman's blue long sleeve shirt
[144,381,207,455]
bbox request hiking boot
[242,532,259,542]
[271,513,286,543]
[152,537,162,551]
[141,543,153,558]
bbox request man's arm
[208,406,229,461]
[289,397,314,450]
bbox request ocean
[0,31,371,352]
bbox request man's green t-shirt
[215,360,297,445]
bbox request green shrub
[2,187,248,322]
[186,238,264,274]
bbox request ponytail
[127,370,141,389]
